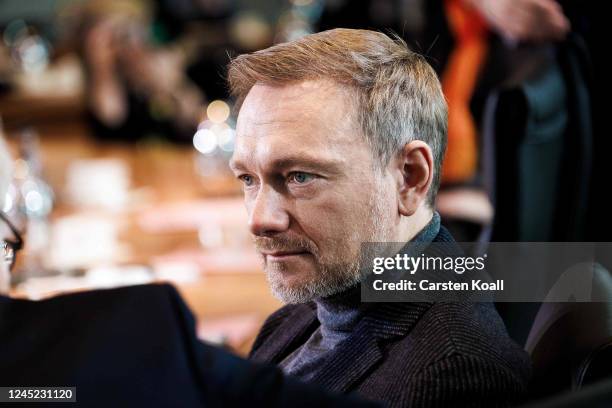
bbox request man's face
[231,80,397,303]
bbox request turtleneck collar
[314,211,441,345]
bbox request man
[228,28,531,406]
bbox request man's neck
[396,206,435,243]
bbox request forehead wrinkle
[233,80,368,173]
[232,128,366,178]
[232,137,347,175]
[239,80,358,131]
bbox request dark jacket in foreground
[250,227,532,407]
[0,284,376,408]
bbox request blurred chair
[486,34,592,243]
[484,35,593,353]
[520,376,612,408]
[478,34,607,402]
[524,263,612,399]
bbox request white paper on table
[46,214,127,270]
[16,265,153,300]
[65,159,130,210]
[138,198,247,234]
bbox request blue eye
[239,175,254,186]
[289,172,314,184]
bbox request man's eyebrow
[229,155,343,173]
[269,155,343,173]
[228,159,244,172]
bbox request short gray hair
[228,28,448,205]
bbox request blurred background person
[59,0,285,143]
[67,0,205,143]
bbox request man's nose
[248,186,290,236]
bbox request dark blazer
[250,227,532,407]
[0,284,377,407]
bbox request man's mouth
[260,250,310,260]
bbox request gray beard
[266,256,362,304]
[266,184,391,304]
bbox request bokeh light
[206,100,230,124]
[193,128,217,154]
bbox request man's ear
[393,140,434,216]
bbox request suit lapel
[306,227,455,392]
[308,320,383,393]
[250,303,319,364]
[309,302,433,393]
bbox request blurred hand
[84,18,120,69]
[467,0,570,42]
[123,48,186,95]
[84,17,129,126]
[121,46,204,128]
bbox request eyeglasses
[1,212,23,272]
